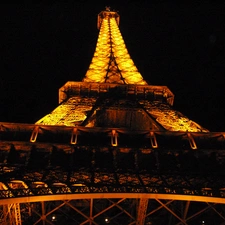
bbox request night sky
[0,2,225,131]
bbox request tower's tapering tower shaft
[35,8,208,132]
[83,9,147,85]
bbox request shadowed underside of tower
[1,7,225,225]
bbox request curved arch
[1,193,225,205]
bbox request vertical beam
[111,130,118,146]
[90,198,93,225]
[14,203,22,225]
[1,204,12,225]
[41,201,46,225]
[137,198,148,225]
[4,203,22,225]
[8,204,13,225]
[149,131,158,148]
[71,127,78,144]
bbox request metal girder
[0,203,22,225]
[146,200,174,217]
[183,201,190,221]
[156,199,188,225]
[1,197,225,224]
[176,203,213,225]
[88,199,126,222]
[14,203,22,225]
[107,199,135,220]
[2,193,225,205]
[207,202,225,221]
[137,198,148,225]
[32,201,67,225]
[1,6,225,225]
[66,201,98,225]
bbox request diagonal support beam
[41,201,46,225]
[156,199,188,225]
[66,200,98,225]
[147,200,174,217]
[176,203,212,225]
[207,203,225,221]
[130,200,174,225]
[108,199,135,221]
[92,198,126,220]
[81,198,127,225]
[33,201,67,225]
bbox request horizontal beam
[1,193,225,205]
[58,82,174,105]
[0,122,224,151]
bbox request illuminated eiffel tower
[1,7,225,225]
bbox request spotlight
[51,215,57,222]
[104,217,110,223]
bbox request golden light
[139,100,208,132]
[36,10,208,133]
[36,97,96,126]
[83,11,147,85]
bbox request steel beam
[137,198,148,225]
[156,199,188,225]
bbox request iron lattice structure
[1,8,225,225]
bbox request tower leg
[13,203,22,225]
[1,203,22,225]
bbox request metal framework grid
[1,7,225,225]
[1,122,225,224]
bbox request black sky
[0,2,225,131]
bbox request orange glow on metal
[1,193,225,205]
[71,127,78,144]
[139,101,208,132]
[30,126,39,142]
[83,10,147,85]
[150,131,158,148]
[35,10,208,133]
[36,97,96,126]
[111,129,118,146]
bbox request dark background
[0,1,225,131]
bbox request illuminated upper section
[83,9,147,85]
[35,8,208,133]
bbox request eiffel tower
[1,7,225,225]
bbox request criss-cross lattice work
[83,10,147,85]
